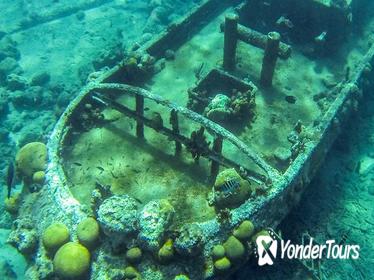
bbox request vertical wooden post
[135,95,144,138]
[210,137,223,182]
[260,31,281,87]
[223,14,239,71]
[170,109,182,155]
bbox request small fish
[96,166,105,172]
[144,107,150,111]
[133,196,143,204]
[131,169,141,174]
[219,179,240,198]
[315,31,327,43]
[285,95,297,104]
[110,171,118,179]
[6,161,16,199]
[73,162,82,166]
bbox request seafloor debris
[97,195,139,245]
[73,102,106,131]
[192,89,256,126]
[7,215,38,255]
[174,223,203,257]
[138,199,175,252]
[188,69,257,128]
[204,93,231,122]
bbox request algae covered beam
[223,14,239,71]
[220,22,292,59]
[210,137,223,182]
[260,32,281,87]
[135,95,144,138]
[170,109,182,155]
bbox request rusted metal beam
[90,82,280,181]
[220,22,292,59]
[223,14,239,71]
[260,32,281,87]
[210,137,223,182]
[90,91,268,183]
[170,109,182,155]
[135,95,144,138]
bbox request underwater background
[0,0,373,279]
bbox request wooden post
[210,137,223,182]
[260,32,281,87]
[170,109,182,155]
[135,95,144,138]
[223,14,238,71]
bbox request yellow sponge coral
[16,142,47,180]
[233,220,254,241]
[32,170,45,184]
[124,266,140,279]
[4,194,21,214]
[53,242,90,278]
[158,239,174,263]
[42,223,70,253]
[214,257,231,273]
[77,217,100,248]
[212,244,225,260]
[223,236,245,261]
[126,247,142,264]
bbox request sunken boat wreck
[9,0,374,279]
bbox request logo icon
[256,234,278,266]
